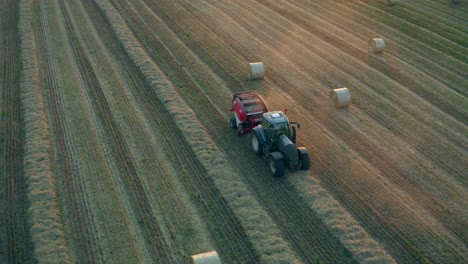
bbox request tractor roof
[263,111,289,125]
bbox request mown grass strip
[289,175,396,264]
[18,0,70,262]
[95,0,297,262]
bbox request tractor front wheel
[251,131,264,156]
[298,147,311,170]
[269,152,285,177]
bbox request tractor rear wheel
[298,147,311,170]
[269,152,285,177]
[251,131,264,156]
[230,117,237,128]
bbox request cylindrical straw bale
[386,0,400,5]
[190,251,222,264]
[330,88,351,108]
[249,62,265,80]
[368,38,385,53]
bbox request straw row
[18,0,70,262]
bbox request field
[1,0,467,263]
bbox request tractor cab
[262,111,291,139]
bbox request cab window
[262,119,272,128]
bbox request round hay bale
[190,251,222,264]
[386,0,400,5]
[330,88,351,108]
[368,38,385,53]
[249,62,264,80]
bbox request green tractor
[250,110,310,177]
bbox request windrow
[18,0,70,262]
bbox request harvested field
[2,0,467,263]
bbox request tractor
[229,91,310,177]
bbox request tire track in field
[57,1,172,262]
[115,0,356,262]
[96,0,260,262]
[33,2,98,262]
[0,1,32,262]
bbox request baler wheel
[230,117,237,128]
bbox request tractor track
[82,0,260,262]
[111,0,357,262]
[33,2,98,262]
[0,0,32,262]
[56,0,174,262]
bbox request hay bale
[190,251,222,264]
[249,62,264,80]
[368,38,385,53]
[386,0,400,5]
[330,88,351,108]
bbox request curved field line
[18,0,71,262]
